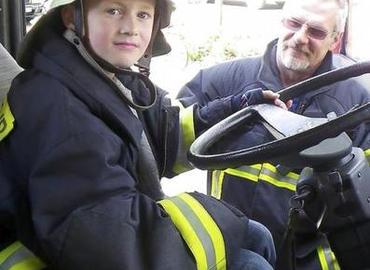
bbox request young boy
[0,0,280,269]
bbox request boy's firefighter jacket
[0,19,248,270]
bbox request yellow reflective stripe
[9,257,45,270]
[262,163,300,181]
[224,164,262,182]
[211,170,224,199]
[364,149,370,166]
[259,163,298,191]
[0,242,22,265]
[0,241,45,270]
[159,199,208,269]
[212,163,298,196]
[317,244,340,270]
[317,245,329,270]
[330,251,340,270]
[0,96,15,141]
[179,193,226,270]
[179,104,195,147]
[211,164,261,199]
[159,193,226,270]
[173,104,196,174]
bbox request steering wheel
[188,61,370,170]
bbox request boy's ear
[61,5,76,30]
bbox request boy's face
[83,0,155,68]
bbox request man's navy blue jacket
[177,39,370,269]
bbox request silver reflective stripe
[259,164,298,191]
[0,246,31,270]
[211,165,261,198]
[171,196,216,268]
[317,239,340,270]
[211,170,224,199]
[261,168,297,186]
[225,165,261,181]
[221,163,299,191]
[323,247,339,270]
[159,193,226,270]
[0,242,45,270]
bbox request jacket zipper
[297,100,308,114]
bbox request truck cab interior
[1,0,370,269]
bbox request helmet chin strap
[64,29,158,111]
[67,0,158,110]
[73,0,84,38]
[83,37,132,74]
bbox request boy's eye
[107,8,122,16]
[138,11,152,20]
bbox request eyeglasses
[282,18,330,40]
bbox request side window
[26,0,50,30]
[345,0,370,61]
[0,0,49,57]
[0,0,26,57]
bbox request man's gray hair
[283,0,348,33]
[335,0,348,33]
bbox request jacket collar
[32,28,147,148]
[258,39,284,91]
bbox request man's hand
[233,88,292,112]
[262,90,292,110]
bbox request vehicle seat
[0,42,21,247]
[0,43,23,101]
[0,43,46,269]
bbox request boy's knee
[248,220,274,242]
[235,249,274,270]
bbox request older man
[177,0,370,269]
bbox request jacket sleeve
[177,61,250,107]
[176,61,268,134]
